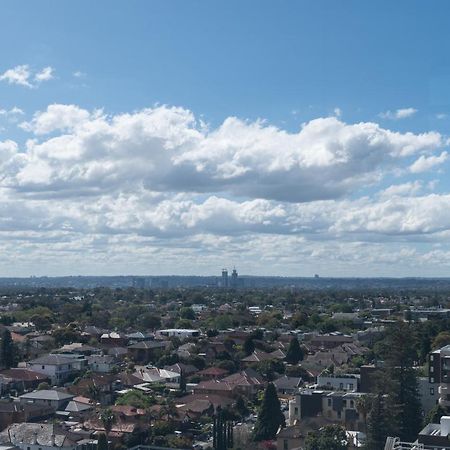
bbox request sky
[1,1,450,277]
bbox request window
[430,355,434,362]
[349,383,354,390]
[431,377,434,383]
[294,407,299,415]
[343,400,347,407]
[328,399,332,406]
[430,387,435,395]
[337,411,341,419]
[42,365,45,369]
[284,439,288,450]
[350,400,354,408]
[339,383,343,389]
[430,366,434,373]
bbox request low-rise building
[19,389,74,411]
[417,416,450,449]
[87,355,117,373]
[289,389,367,430]
[27,354,86,385]
[316,373,359,392]
[155,329,201,340]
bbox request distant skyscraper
[221,269,229,288]
[231,267,238,288]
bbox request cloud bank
[0,103,448,276]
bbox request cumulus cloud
[379,107,418,120]
[20,104,92,135]
[0,65,55,88]
[13,104,443,203]
[409,151,448,173]
[379,181,423,198]
[34,66,54,83]
[0,65,32,87]
[0,106,24,117]
[0,103,449,275]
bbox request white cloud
[379,107,418,120]
[379,181,423,198]
[0,65,32,87]
[13,105,442,203]
[0,65,55,88]
[409,151,448,173]
[73,71,86,78]
[0,103,449,275]
[0,106,24,117]
[34,66,54,83]
[20,104,92,135]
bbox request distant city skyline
[1,1,450,277]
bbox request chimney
[32,431,38,445]
[441,416,450,436]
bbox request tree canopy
[253,383,285,441]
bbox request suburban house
[0,368,50,392]
[127,341,169,363]
[273,375,303,395]
[27,354,86,385]
[155,329,201,340]
[133,367,180,387]
[87,355,117,373]
[19,389,75,411]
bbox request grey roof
[128,340,168,349]
[0,423,76,448]
[20,389,74,401]
[65,400,93,413]
[273,375,302,389]
[87,355,115,365]
[29,354,79,365]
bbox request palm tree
[88,382,101,403]
[99,407,115,443]
[158,401,178,423]
[355,394,373,433]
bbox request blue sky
[1,1,450,276]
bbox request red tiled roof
[197,367,228,376]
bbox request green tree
[383,323,423,441]
[304,425,348,450]
[180,307,195,320]
[116,390,155,408]
[243,337,255,356]
[355,395,373,434]
[365,393,392,450]
[425,403,447,425]
[432,331,450,350]
[99,408,115,440]
[253,383,285,441]
[0,328,14,369]
[234,395,249,418]
[285,337,304,364]
[175,318,192,329]
[97,433,108,450]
